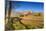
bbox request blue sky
[11,1,44,12]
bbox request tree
[7,1,23,30]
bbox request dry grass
[21,15,44,29]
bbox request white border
[8,0,44,3]
[9,0,44,2]
[0,0,5,31]
[0,0,46,31]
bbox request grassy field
[5,13,44,30]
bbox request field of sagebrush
[5,13,44,30]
